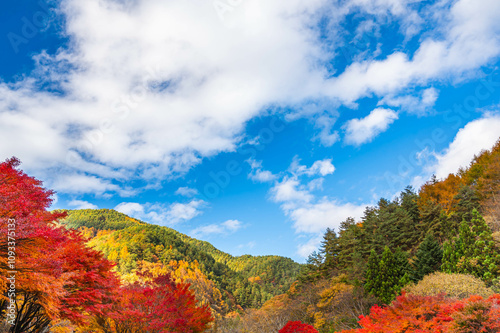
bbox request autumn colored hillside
[59,208,301,314]
[212,139,500,332]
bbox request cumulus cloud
[0,0,335,195]
[1,0,499,196]
[327,0,500,104]
[344,108,398,146]
[290,157,335,177]
[271,177,314,204]
[115,202,145,216]
[247,158,277,183]
[269,158,367,256]
[190,219,243,238]
[432,113,500,179]
[51,173,136,197]
[114,199,205,225]
[67,199,98,209]
[289,199,366,234]
[165,200,206,224]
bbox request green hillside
[59,208,301,310]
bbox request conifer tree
[442,209,500,284]
[364,250,381,296]
[418,202,447,243]
[412,234,443,281]
[320,227,340,271]
[365,247,410,304]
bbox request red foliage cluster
[340,292,500,333]
[112,273,213,333]
[279,321,318,333]
[0,157,66,239]
[0,157,213,332]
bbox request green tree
[365,247,411,304]
[412,234,443,281]
[442,209,500,284]
[320,227,340,272]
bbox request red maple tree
[1,157,214,333]
[110,272,213,333]
[0,157,120,332]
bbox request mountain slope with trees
[59,208,301,312]
[221,138,500,332]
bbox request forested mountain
[221,139,500,333]
[59,209,301,313]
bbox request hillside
[59,208,301,312]
[219,138,500,332]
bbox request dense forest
[59,209,301,313]
[0,138,499,332]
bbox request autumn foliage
[0,158,119,331]
[279,321,318,333]
[0,158,213,332]
[110,273,213,333]
[339,293,500,333]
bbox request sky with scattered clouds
[1,0,500,262]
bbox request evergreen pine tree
[297,251,323,283]
[320,227,340,271]
[442,209,500,284]
[364,250,380,295]
[412,234,443,281]
[418,202,447,243]
[365,247,411,304]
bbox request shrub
[338,293,500,333]
[279,321,318,333]
[405,272,494,299]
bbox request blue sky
[1,0,500,262]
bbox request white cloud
[247,158,277,183]
[269,158,367,256]
[51,173,136,197]
[175,187,198,197]
[344,108,398,146]
[289,199,366,234]
[309,159,336,176]
[115,202,145,216]
[313,114,340,147]
[327,0,500,104]
[380,87,439,115]
[67,199,98,209]
[432,113,500,179]
[165,200,206,225]
[0,0,334,194]
[307,178,324,191]
[271,177,313,204]
[290,157,335,177]
[250,169,276,183]
[1,0,499,196]
[114,199,205,225]
[297,235,323,258]
[190,219,243,238]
